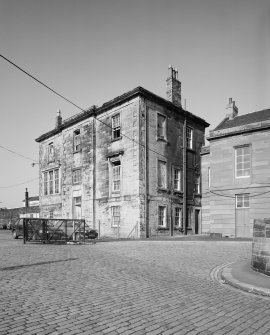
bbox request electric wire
[0,177,38,189]
[0,144,38,163]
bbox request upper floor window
[72,169,82,184]
[73,129,81,152]
[112,114,121,140]
[236,194,250,208]
[158,160,167,189]
[43,168,60,195]
[158,206,166,227]
[195,175,201,194]
[186,127,193,149]
[173,168,182,191]
[112,161,121,192]
[48,142,54,162]
[235,146,250,178]
[157,114,166,139]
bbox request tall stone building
[201,99,270,237]
[36,67,209,238]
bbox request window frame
[111,206,120,227]
[73,129,81,153]
[157,160,167,189]
[157,113,167,140]
[236,194,250,209]
[175,207,182,227]
[235,145,251,179]
[173,168,182,192]
[158,206,167,227]
[186,126,193,150]
[112,113,121,140]
[111,160,121,193]
[195,175,201,195]
[72,168,82,185]
[43,168,60,195]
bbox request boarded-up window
[158,160,167,188]
[157,114,166,138]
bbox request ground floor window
[111,206,120,227]
[158,206,167,227]
[236,194,250,208]
[175,207,182,227]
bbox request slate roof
[214,109,270,131]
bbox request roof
[36,86,209,142]
[22,196,39,202]
[209,108,270,140]
[214,109,270,131]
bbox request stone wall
[252,218,270,276]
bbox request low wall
[252,219,270,276]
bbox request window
[73,169,82,184]
[173,168,181,191]
[49,211,54,219]
[158,160,167,189]
[186,127,193,149]
[112,161,121,192]
[158,206,166,227]
[195,175,201,194]
[48,143,54,162]
[73,129,81,152]
[112,114,121,140]
[73,196,82,219]
[236,194,250,208]
[235,146,250,178]
[157,114,166,139]
[111,206,120,227]
[43,169,60,195]
[175,208,182,227]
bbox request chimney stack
[25,188,29,208]
[226,98,238,120]
[166,65,182,107]
[56,109,62,128]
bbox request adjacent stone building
[201,99,270,237]
[36,67,209,238]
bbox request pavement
[1,230,270,335]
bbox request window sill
[157,226,169,231]
[157,137,168,144]
[158,187,168,193]
[173,190,183,195]
[111,136,122,142]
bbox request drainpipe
[92,107,97,230]
[183,118,187,235]
[144,100,149,238]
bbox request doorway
[195,209,200,234]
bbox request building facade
[201,99,270,237]
[36,67,209,238]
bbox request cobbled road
[0,231,269,335]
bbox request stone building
[36,67,209,238]
[201,99,270,237]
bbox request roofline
[36,86,209,143]
[208,124,270,141]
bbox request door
[195,210,200,234]
[236,209,250,237]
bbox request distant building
[201,99,270,237]
[36,67,209,238]
[22,196,39,207]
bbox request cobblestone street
[0,231,269,335]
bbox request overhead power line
[0,177,38,189]
[0,144,38,163]
[0,54,169,161]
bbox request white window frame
[158,160,167,189]
[111,206,120,227]
[173,168,182,191]
[157,113,167,139]
[175,207,182,227]
[235,145,251,178]
[112,114,121,140]
[112,161,121,192]
[158,206,167,227]
[236,194,250,208]
[43,169,60,195]
[186,127,193,149]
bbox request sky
[0,0,269,208]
